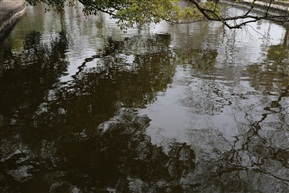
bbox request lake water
[0,3,289,193]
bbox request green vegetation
[26,0,289,29]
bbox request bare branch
[244,0,257,16]
[188,0,289,29]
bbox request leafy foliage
[26,0,289,29]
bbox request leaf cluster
[26,0,288,29]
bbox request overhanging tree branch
[187,0,288,29]
[26,0,289,29]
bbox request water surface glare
[0,4,289,193]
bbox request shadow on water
[0,31,68,118]
[0,30,197,192]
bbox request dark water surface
[1,3,289,193]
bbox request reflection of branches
[72,38,122,78]
[191,78,289,191]
[1,32,180,192]
[0,31,68,116]
[0,108,197,192]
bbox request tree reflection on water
[1,20,289,193]
[1,31,196,192]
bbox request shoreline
[0,0,26,39]
[241,0,289,12]
[223,0,289,13]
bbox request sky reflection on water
[0,3,289,193]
